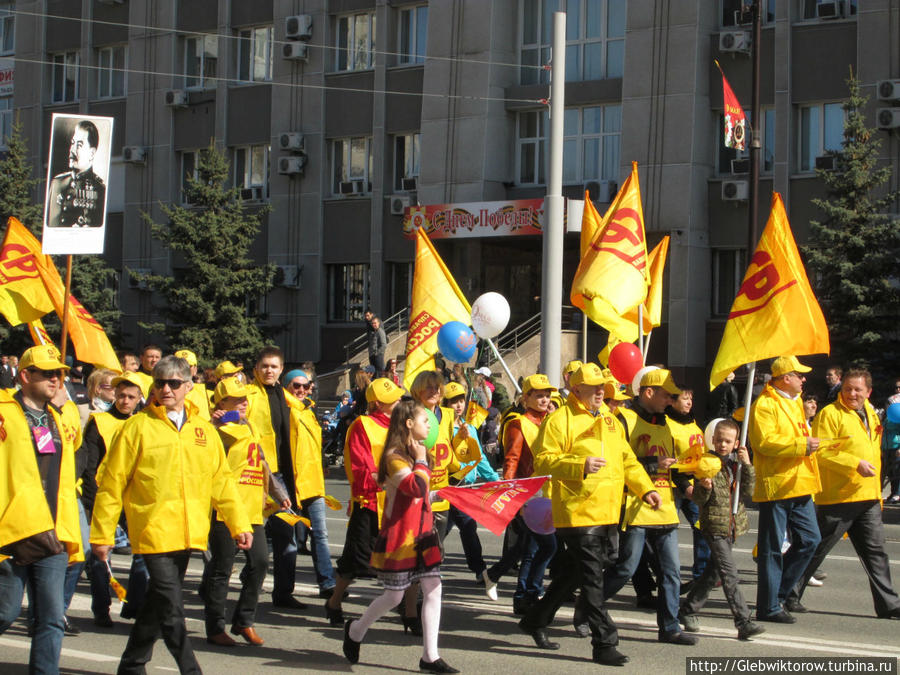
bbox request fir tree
[137,143,275,366]
[805,70,900,380]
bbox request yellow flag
[0,218,56,325]
[466,400,489,429]
[709,193,830,389]
[403,228,472,390]
[571,162,649,342]
[579,189,601,257]
[671,444,722,479]
[623,235,670,333]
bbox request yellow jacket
[667,417,704,459]
[429,406,477,512]
[620,407,679,527]
[748,384,821,502]
[0,397,83,563]
[217,422,265,525]
[59,399,84,451]
[91,410,131,487]
[90,401,251,553]
[533,396,655,529]
[186,383,211,421]
[812,396,882,505]
[287,396,325,501]
[246,379,282,473]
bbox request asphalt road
[3,474,900,674]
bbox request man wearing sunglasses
[0,345,83,674]
[90,355,252,674]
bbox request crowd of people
[0,338,899,673]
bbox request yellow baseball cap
[569,363,607,387]
[522,373,556,394]
[563,360,583,376]
[603,381,630,401]
[213,376,250,404]
[20,345,68,371]
[214,360,242,378]
[111,371,146,389]
[639,368,681,395]
[771,356,812,378]
[550,392,564,408]
[443,381,466,400]
[366,378,405,404]
[174,349,198,367]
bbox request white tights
[348,576,442,662]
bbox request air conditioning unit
[128,268,151,290]
[816,0,842,19]
[165,89,188,107]
[877,80,900,102]
[719,31,751,53]
[123,146,147,163]
[279,132,305,152]
[339,181,355,195]
[274,264,302,288]
[730,158,750,174]
[353,179,368,194]
[390,195,410,215]
[285,14,313,41]
[240,186,264,201]
[401,176,417,191]
[877,108,900,130]
[278,156,307,175]
[815,155,837,171]
[722,180,749,201]
[283,42,309,61]
[583,180,617,202]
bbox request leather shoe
[343,620,360,664]
[518,620,560,650]
[231,625,264,646]
[658,630,698,645]
[63,617,80,636]
[272,595,307,610]
[573,622,590,638]
[757,610,796,624]
[783,598,808,613]
[325,600,344,626]
[593,646,630,666]
[877,608,900,620]
[419,657,460,673]
[93,613,114,628]
[207,632,236,647]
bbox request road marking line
[0,636,120,662]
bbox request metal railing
[342,306,410,363]
[483,305,579,365]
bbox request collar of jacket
[143,397,200,425]
[565,393,607,417]
[666,408,694,425]
[632,399,667,426]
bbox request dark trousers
[118,550,200,675]
[521,529,618,650]
[682,534,751,627]
[447,505,486,576]
[200,523,268,636]
[789,500,900,616]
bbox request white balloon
[704,418,725,452]
[470,292,511,339]
[630,365,659,396]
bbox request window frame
[96,45,126,99]
[398,4,428,65]
[50,50,79,104]
[182,34,219,90]
[720,0,776,27]
[335,11,377,72]
[799,0,858,21]
[711,248,747,318]
[327,263,371,323]
[233,144,270,200]
[0,4,14,56]
[331,136,374,196]
[0,94,11,149]
[797,101,845,174]
[235,25,273,84]
[180,150,200,204]
[394,132,420,192]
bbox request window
[388,262,413,316]
[711,248,747,317]
[717,108,775,174]
[331,137,373,195]
[183,35,218,89]
[233,145,269,199]
[520,0,625,85]
[801,0,857,20]
[236,26,272,83]
[96,46,126,98]
[328,263,370,322]
[517,104,621,186]
[0,95,11,148]
[336,11,376,71]
[0,4,14,55]
[180,150,200,203]
[50,51,79,103]
[798,102,843,172]
[398,5,427,65]
[721,0,776,27]
[394,133,420,191]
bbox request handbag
[412,491,442,568]
[0,530,65,566]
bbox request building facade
[4,0,898,388]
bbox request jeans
[517,531,557,599]
[756,496,821,617]
[0,552,69,675]
[677,494,711,580]
[63,499,91,612]
[301,497,335,591]
[447,505,486,577]
[603,526,682,634]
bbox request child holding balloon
[342,400,458,674]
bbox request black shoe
[343,620,360,664]
[757,610,796,624]
[783,598,808,614]
[518,620,560,650]
[658,630,698,645]
[93,613,114,628]
[319,587,348,600]
[593,646,630,666]
[325,600,344,626]
[402,616,423,636]
[419,658,460,674]
[573,622,590,638]
[63,617,80,636]
[737,622,765,640]
[635,594,658,610]
[272,595,307,610]
[512,595,534,616]
[680,580,695,596]
[297,545,312,556]
[812,569,827,581]
[877,608,900,620]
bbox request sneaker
[783,598,808,613]
[679,611,700,633]
[482,570,498,602]
[887,495,900,504]
[63,617,80,636]
[737,622,765,640]
[807,575,823,587]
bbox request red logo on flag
[437,476,548,536]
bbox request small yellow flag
[106,561,127,603]
[324,495,342,511]
[274,511,311,528]
[466,401,489,429]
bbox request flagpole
[733,360,756,517]
[748,0,762,253]
[643,330,651,361]
[637,304,644,357]
[486,337,522,395]
[581,311,587,362]
[59,255,72,364]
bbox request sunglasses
[28,368,62,379]
[153,378,187,390]
[290,381,311,390]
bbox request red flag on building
[437,476,548,536]
[715,60,746,151]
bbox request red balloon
[608,343,643,384]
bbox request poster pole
[59,255,72,364]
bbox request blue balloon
[887,403,900,424]
[436,321,477,363]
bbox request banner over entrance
[402,198,584,239]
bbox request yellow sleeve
[533,411,586,482]
[90,418,138,546]
[812,407,862,475]
[208,431,252,537]
[748,397,807,458]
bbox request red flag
[715,60,746,151]
[437,476,548,536]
